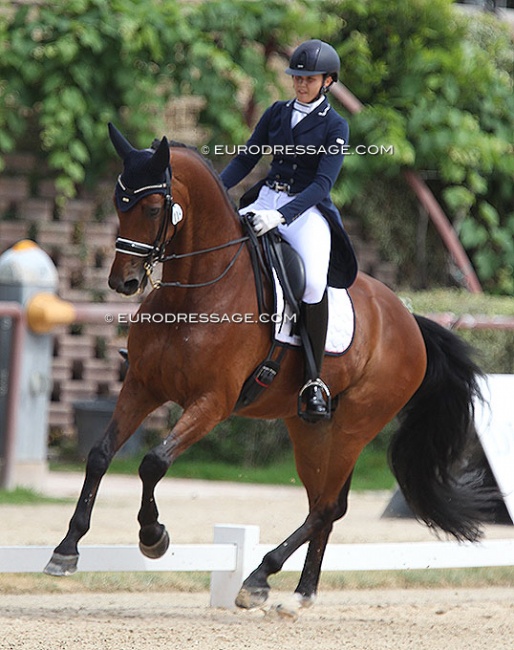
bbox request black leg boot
[298,291,331,422]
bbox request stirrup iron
[297,378,332,422]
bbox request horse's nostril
[122,279,141,295]
[108,275,122,292]
[108,268,143,295]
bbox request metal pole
[0,303,26,490]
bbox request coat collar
[291,97,331,136]
[280,100,295,145]
[279,98,332,143]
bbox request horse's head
[107,123,179,295]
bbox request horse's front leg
[137,397,226,557]
[44,376,161,576]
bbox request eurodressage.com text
[113,312,297,325]
[200,144,395,157]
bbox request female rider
[220,39,357,422]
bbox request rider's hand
[250,209,285,236]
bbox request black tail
[388,315,498,542]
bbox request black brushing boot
[298,291,331,422]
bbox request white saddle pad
[272,271,355,355]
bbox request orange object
[26,292,76,334]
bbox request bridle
[115,167,174,265]
[114,164,249,290]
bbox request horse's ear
[149,136,170,174]
[108,122,135,160]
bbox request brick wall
[0,160,172,440]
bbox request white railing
[1,525,513,608]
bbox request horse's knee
[308,507,335,532]
[86,442,112,478]
[139,447,169,485]
[317,499,348,528]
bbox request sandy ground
[1,588,513,650]
[1,472,513,649]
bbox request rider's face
[292,74,332,103]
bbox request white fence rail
[1,525,513,608]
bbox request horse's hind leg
[235,508,327,610]
[293,473,353,605]
[258,475,352,621]
[235,420,336,610]
[44,375,161,576]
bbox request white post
[210,524,260,609]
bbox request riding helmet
[285,39,340,82]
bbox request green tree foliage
[0,0,512,292]
[0,0,328,197]
[327,0,514,293]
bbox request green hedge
[405,289,514,374]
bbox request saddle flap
[277,239,306,303]
[266,233,305,311]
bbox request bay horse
[45,124,495,616]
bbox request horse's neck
[160,157,243,294]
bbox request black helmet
[285,39,340,82]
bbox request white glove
[250,209,285,236]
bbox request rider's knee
[302,277,327,304]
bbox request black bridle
[114,165,249,290]
[114,164,175,264]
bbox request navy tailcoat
[220,98,358,289]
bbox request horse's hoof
[139,528,170,559]
[265,593,309,622]
[235,586,270,609]
[43,552,79,577]
[266,604,299,622]
[297,593,316,609]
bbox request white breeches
[242,185,331,304]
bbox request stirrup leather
[297,378,332,421]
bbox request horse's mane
[168,140,195,150]
[168,139,239,215]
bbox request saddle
[235,213,320,411]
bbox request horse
[44,124,495,617]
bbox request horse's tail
[388,314,497,542]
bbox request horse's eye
[146,206,161,219]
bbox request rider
[220,39,357,422]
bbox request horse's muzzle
[108,268,146,295]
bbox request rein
[143,236,249,290]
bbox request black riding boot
[299,291,331,422]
